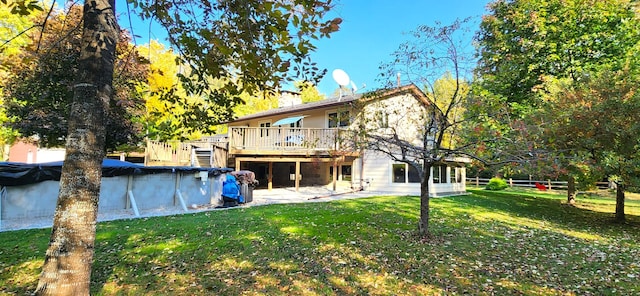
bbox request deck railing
[146,140,228,167]
[228,127,352,153]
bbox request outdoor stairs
[193,148,213,168]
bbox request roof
[228,84,432,123]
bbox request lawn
[1,188,639,295]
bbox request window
[449,167,462,183]
[330,165,352,181]
[408,165,421,183]
[392,164,406,183]
[328,110,350,128]
[341,165,352,181]
[289,120,302,128]
[433,165,447,183]
[259,121,271,137]
[393,163,421,183]
[376,110,389,128]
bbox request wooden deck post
[332,159,337,191]
[268,162,273,191]
[295,161,300,192]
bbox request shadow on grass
[465,188,640,229]
[2,192,639,295]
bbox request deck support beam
[295,161,300,192]
[268,162,273,191]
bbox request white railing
[465,177,610,190]
[228,127,351,152]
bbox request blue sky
[304,0,491,95]
[118,0,492,96]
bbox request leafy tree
[535,69,640,221]
[2,0,340,294]
[0,2,40,155]
[354,19,476,236]
[137,40,202,141]
[472,0,640,202]
[3,4,148,150]
[0,1,40,78]
[476,0,638,107]
[295,80,326,103]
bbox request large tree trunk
[36,0,118,294]
[615,182,625,223]
[418,164,432,236]
[567,175,576,206]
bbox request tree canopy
[472,0,640,220]
[475,0,639,107]
[2,4,148,150]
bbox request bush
[486,178,509,190]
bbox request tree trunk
[418,164,432,236]
[567,175,576,206]
[36,0,117,294]
[615,183,625,223]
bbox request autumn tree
[1,0,342,294]
[472,0,640,201]
[0,2,41,157]
[535,69,640,221]
[296,80,326,103]
[354,19,475,236]
[2,4,148,150]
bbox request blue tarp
[0,159,232,186]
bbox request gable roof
[228,84,431,123]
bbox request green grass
[1,189,639,295]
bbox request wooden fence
[465,177,610,190]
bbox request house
[7,140,66,163]
[226,84,468,196]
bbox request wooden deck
[145,140,228,167]
[228,127,356,156]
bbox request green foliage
[469,0,640,181]
[0,0,42,16]
[1,192,638,294]
[295,80,326,103]
[2,6,149,150]
[476,0,639,106]
[537,69,640,189]
[485,177,508,190]
[128,0,341,130]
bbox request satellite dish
[332,69,350,86]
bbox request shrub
[486,177,508,190]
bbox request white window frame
[326,109,350,128]
[329,164,352,181]
[259,120,271,137]
[391,163,421,184]
[432,165,448,184]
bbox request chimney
[278,90,302,108]
[396,72,401,87]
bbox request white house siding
[357,151,467,197]
[357,93,431,146]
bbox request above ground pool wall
[0,171,224,230]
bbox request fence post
[509,178,513,187]
[476,176,479,187]
[548,179,552,190]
